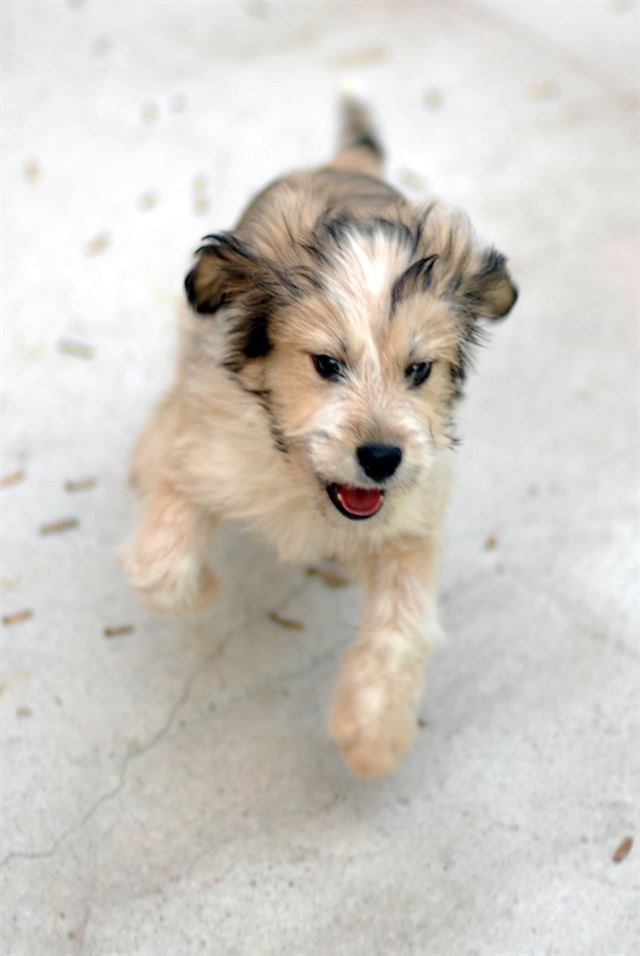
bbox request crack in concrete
[0,631,233,870]
[2,570,342,882]
[0,573,317,871]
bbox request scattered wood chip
[330,46,388,68]
[397,168,426,191]
[139,191,158,211]
[58,338,94,359]
[84,232,110,256]
[484,535,498,551]
[611,0,634,11]
[194,196,209,215]
[93,37,111,56]
[528,483,540,497]
[2,609,33,626]
[245,0,270,18]
[423,88,444,110]
[612,836,633,863]
[24,160,41,183]
[268,611,305,631]
[170,93,186,113]
[528,81,560,102]
[64,477,97,492]
[39,518,79,536]
[104,624,135,638]
[142,102,158,124]
[193,174,207,194]
[16,706,33,719]
[306,566,350,589]
[1,469,25,489]
[619,92,638,110]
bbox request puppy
[124,100,517,779]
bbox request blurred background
[2,2,638,954]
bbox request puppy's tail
[330,95,384,178]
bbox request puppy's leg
[330,536,444,779]
[124,482,219,617]
[124,397,219,616]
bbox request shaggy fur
[124,100,517,779]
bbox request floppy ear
[460,248,518,321]
[184,233,257,315]
[185,232,283,366]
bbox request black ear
[461,249,518,321]
[184,233,256,315]
[391,254,439,311]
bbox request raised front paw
[122,543,219,618]
[329,644,423,780]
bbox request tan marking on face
[263,228,462,490]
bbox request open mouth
[326,483,384,520]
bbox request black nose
[357,443,403,481]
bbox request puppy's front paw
[123,544,219,618]
[329,645,421,780]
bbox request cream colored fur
[123,103,516,779]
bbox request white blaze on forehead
[327,227,411,349]
[345,231,392,295]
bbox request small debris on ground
[16,706,33,719]
[142,102,158,124]
[397,168,426,191]
[64,477,97,492]
[268,611,305,631]
[194,196,209,215]
[484,535,498,551]
[612,836,633,863]
[58,339,94,359]
[2,609,33,626]
[64,478,98,491]
[93,37,111,56]
[1,469,25,489]
[423,88,444,110]
[139,191,158,211]
[620,91,638,110]
[528,81,560,102]
[193,174,209,215]
[84,232,110,256]
[330,46,388,68]
[611,0,635,12]
[104,624,135,638]
[170,93,186,113]
[23,160,41,183]
[39,518,79,536]
[245,0,271,19]
[306,566,350,588]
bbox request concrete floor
[2,1,638,954]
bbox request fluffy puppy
[124,100,517,779]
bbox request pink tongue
[336,485,382,517]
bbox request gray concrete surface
[1,1,638,954]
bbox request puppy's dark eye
[405,361,433,388]
[313,354,344,382]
